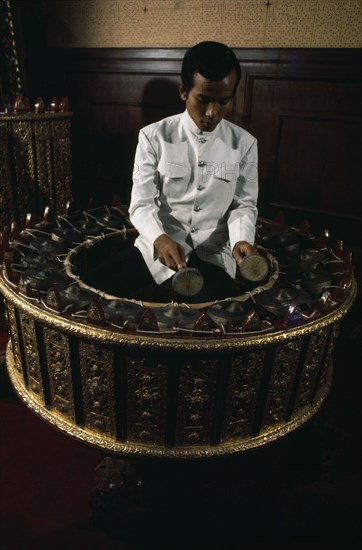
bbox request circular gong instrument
[0,208,356,459]
[172,267,204,297]
[239,253,270,282]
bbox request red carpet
[0,372,126,549]
[0,300,361,550]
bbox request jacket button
[191,227,198,233]
[197,185,205,191]
[198,161,206,167]
[193,206,201,212]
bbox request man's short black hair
[181,41,241,94]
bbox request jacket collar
[181,110,222,143]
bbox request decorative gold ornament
[0,209,357,459]
[0,112,72,229]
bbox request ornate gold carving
[221,350,265,441]
[5,303,22,376]
[46,288,63,311]
[126,356,167,445]
[0,0,23,98]
[51,118,72,211]
[138,308,159,331]
[293,327,330,411]
[87,301,106,324]
[43,326,75,419]
[263,338,304,426]
[0,122,14,229]
[18,312,43,400]
[0,113,72,227]
[34,120,53,210]
[175,359,218,445]
[12,120,35,224]
[32,117,73,215]
[79,341,115,435]
[6,342,333,458]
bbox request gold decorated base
[6,340,332,458]
[0,209,357,460]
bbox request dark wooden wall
[43,48,362,248]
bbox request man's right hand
[153,234,187,271]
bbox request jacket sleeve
[129,130,165,245]
[227,139,259,249]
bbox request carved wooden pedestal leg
[90,456,143,533]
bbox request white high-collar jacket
[129,110,258,284]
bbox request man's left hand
[232,241,257,265]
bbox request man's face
[178,69,237,132]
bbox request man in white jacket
[126,41,258,302]
[91,42,258,302]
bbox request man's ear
[178,82,187,101]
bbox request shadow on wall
[71,78,184,209]
[141,77,184,126]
